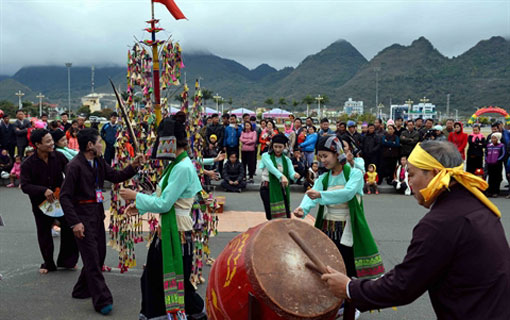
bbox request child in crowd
[24,146,34,158]
[67,127,79,151]
[221,153,246,193]
[392,156,411,195]
[0,149,12,176]
[364,164,379,194]
[7,155,21,188]
[304,161,320,191]
[485,132,505,197]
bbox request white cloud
[0,0,509,75]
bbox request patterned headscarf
[317,135,347,163]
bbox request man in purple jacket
[321,140,510,319]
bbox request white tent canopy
[263,108,291,118]
[231,107,256,116]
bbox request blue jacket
[300,133,318,152]
[100,122,120,146]
[223,125,242,148]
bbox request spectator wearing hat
[433,125,446,141]
[485,132,505,197]
[0,113,16,160]
[381,124,400,184]
[341,121,363,156]
[100,112,120,165]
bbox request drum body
[206,219,345,319]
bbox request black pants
[466,155,483,174]
[392,181,409,194]
[320,220,356,278]
[487,162,503,195]
[17,143,27,159]
[72,213,112,311]
[241,150,257,179]
[259,185,290,220]
[104,144,115,166]
[381,156,398,183]
[221,180,246,192]
[140,233,204,318]
[33,211,79,271]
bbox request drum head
[246,219,346,319]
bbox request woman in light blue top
[51,129,78,161]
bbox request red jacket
[448,122,468,160]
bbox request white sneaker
[355,309,361,319]
[51,229,60,237]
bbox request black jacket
[362,132,381,158]
[400,129,420,156]
[222,160,244,182]
[13,119,31,147]
[0,121,16,149]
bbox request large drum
[206,219,346,319]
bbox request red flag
[153,0,187,20]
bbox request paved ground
[1,184,510,319]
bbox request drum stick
[289,230,327,274]
[305,261,323,275]
[109,78,140,153]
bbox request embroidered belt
[78,199,96,204]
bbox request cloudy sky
[1,0,509,75]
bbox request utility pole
[405,98,414,120]
[455,109,458,122]
[315,94,324,119]
[446,93,450,118]
[213,93,222,113]
[374,66,381,110]
[91,65,95,93]
[65,62,72,113]
[15,90,25,110]
[36,93,45,117]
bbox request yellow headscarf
[408,143,501,217]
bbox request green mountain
[335,36,510,114]
[273,40,368,101]
[1,36,508,115]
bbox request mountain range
[0,36,508,115]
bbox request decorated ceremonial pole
[150,1,162,126]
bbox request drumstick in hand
[305,261,323,275]
[289,230,327,274]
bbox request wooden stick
[289,230,327,274]
[305,261,323,275]
[109,78,139,153]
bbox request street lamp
[374,66,381,109]
[36,93,45,117]
[315,94,324,119]
[213,93,222,113]
[65,62,72,113]
[15,90,25,110]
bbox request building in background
[80,93,117,113]
[343,98,364,115]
